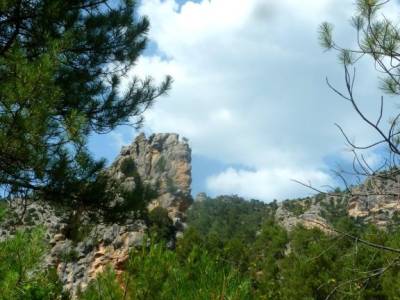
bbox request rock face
[275,198,335,234]
[347,175,400,228]
[51,221,147,294]
[109,133,192,222]
[275,173,400,231]
[0,132,192,298]
[0,201,149,297]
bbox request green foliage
[109,178,158,222]
[183,195,277,275]
[279,227,344,299]
[247,222,388,299]
[148,207,175,242]
[184,195,400,299]
[120,158,137,177]
[80,242,252,300]
[79,208,400,300]
[68,224,94,245]
[0,227,65,300]
[250,220,289,299]
[0,0,171,209]
[3,198,400,299]
[318,22,334,49]
[78,267,124,300]
[61,248,79,263]
[380,230,400,299]
[319,0,400,96]
[175,227,204,260]
[317,1,400,294]
[188,195,272,244]
[390,211,400,229]
[320,195,349,225]
[282,199,311,216]
[0,201,7,222]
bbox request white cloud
[206,167,333,200]
[127,0,400,201]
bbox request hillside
[1,133,400,299]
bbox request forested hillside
[3,192,400,299]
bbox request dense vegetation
[187,195,275,243]
[0,228,65,300]
[2,196,400,299]
[180,196,400,299]
[80,242,252,300]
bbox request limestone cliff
[109,132,192,223]
[347,175,400,228]
[0,133,192,297]
[275,173,400,231]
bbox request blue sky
[89,0,399,201]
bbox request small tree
[0,228,65,299]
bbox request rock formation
[0,133,192,298]
[109,132,192,223]
[275,173,400,231]
[275,198,334,233]
[347,175,400,228]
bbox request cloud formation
[206,167,332,200]
[126,0,399,201]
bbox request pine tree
[0,1,171,209]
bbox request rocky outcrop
[0,132,192,298]
[347,175,400,228]
[109,133,192,222]
[1,201,148,296]
[275,173,400,231]
[275,199,333,233]
[51,221,147,294]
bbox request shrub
[0,201,7,222]
[80,242,252,300]
[78,267,124,300]
[0,227,65,300]
[148,207,175,242]
[120,158,137,177]
[61,248,79,263]
[124,243,252,300]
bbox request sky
[89,0,400,202]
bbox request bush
[78,267,124,300]
[120,158,137,177]
[148,207,175,242]
[61,248,79,263]
[0,201,7,222]
[80,242,252,300]
[0,227,65,300]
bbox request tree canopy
[0,0,171,207]
[319,0,400,174]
